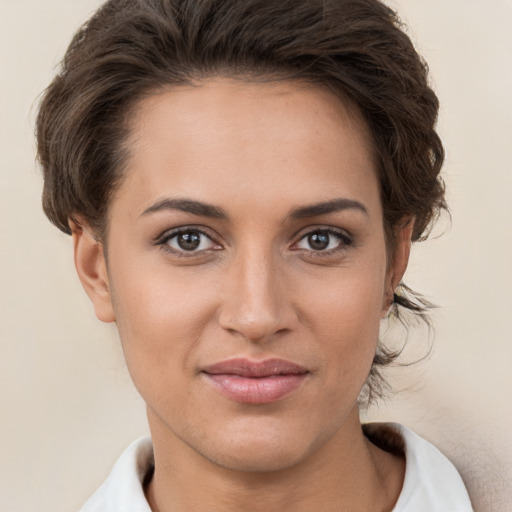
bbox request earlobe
[70,219,116,323]
[382,218,414,317]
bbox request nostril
[219,312,291,343]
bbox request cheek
[108,261,219,391]
[300,261,387,375]
[305,258,386,328]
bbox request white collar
[79,423,473,512]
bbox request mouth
[201,358,309,404]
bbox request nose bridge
[220,242,291,342]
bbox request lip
[202,358,309,404]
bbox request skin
[72,78,412,511]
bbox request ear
[382,217,414,317]
[70,219,116,323]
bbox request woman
[36,0,474,510]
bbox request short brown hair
[36,0,446,403]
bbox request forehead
[114,78,380,222]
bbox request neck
[144,408,404,512]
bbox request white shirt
[79,423,474,512]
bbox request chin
[208,441,309,473]
[196,418,322,473]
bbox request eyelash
[293,228,353,256]
[154,226,353,258]
[155,227,221,258]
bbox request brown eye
[176,231,201,251]
[296,229,352,252]
[164,229,217,252]
[307,232,330,250]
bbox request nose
[218,249,297,343]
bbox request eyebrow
[141,198,228,219]
[140,197,368,220]
[288,198,369,220]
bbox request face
[75,79,410,472]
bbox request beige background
[1,1,511,511]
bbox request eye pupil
[177,231,201,250]
[308,232,330,250]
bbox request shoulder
[364,422,474,512]
[78,436,153,512]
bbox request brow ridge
[288,198,368,220]
[141,196,368,221]
[141,198,227,219]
